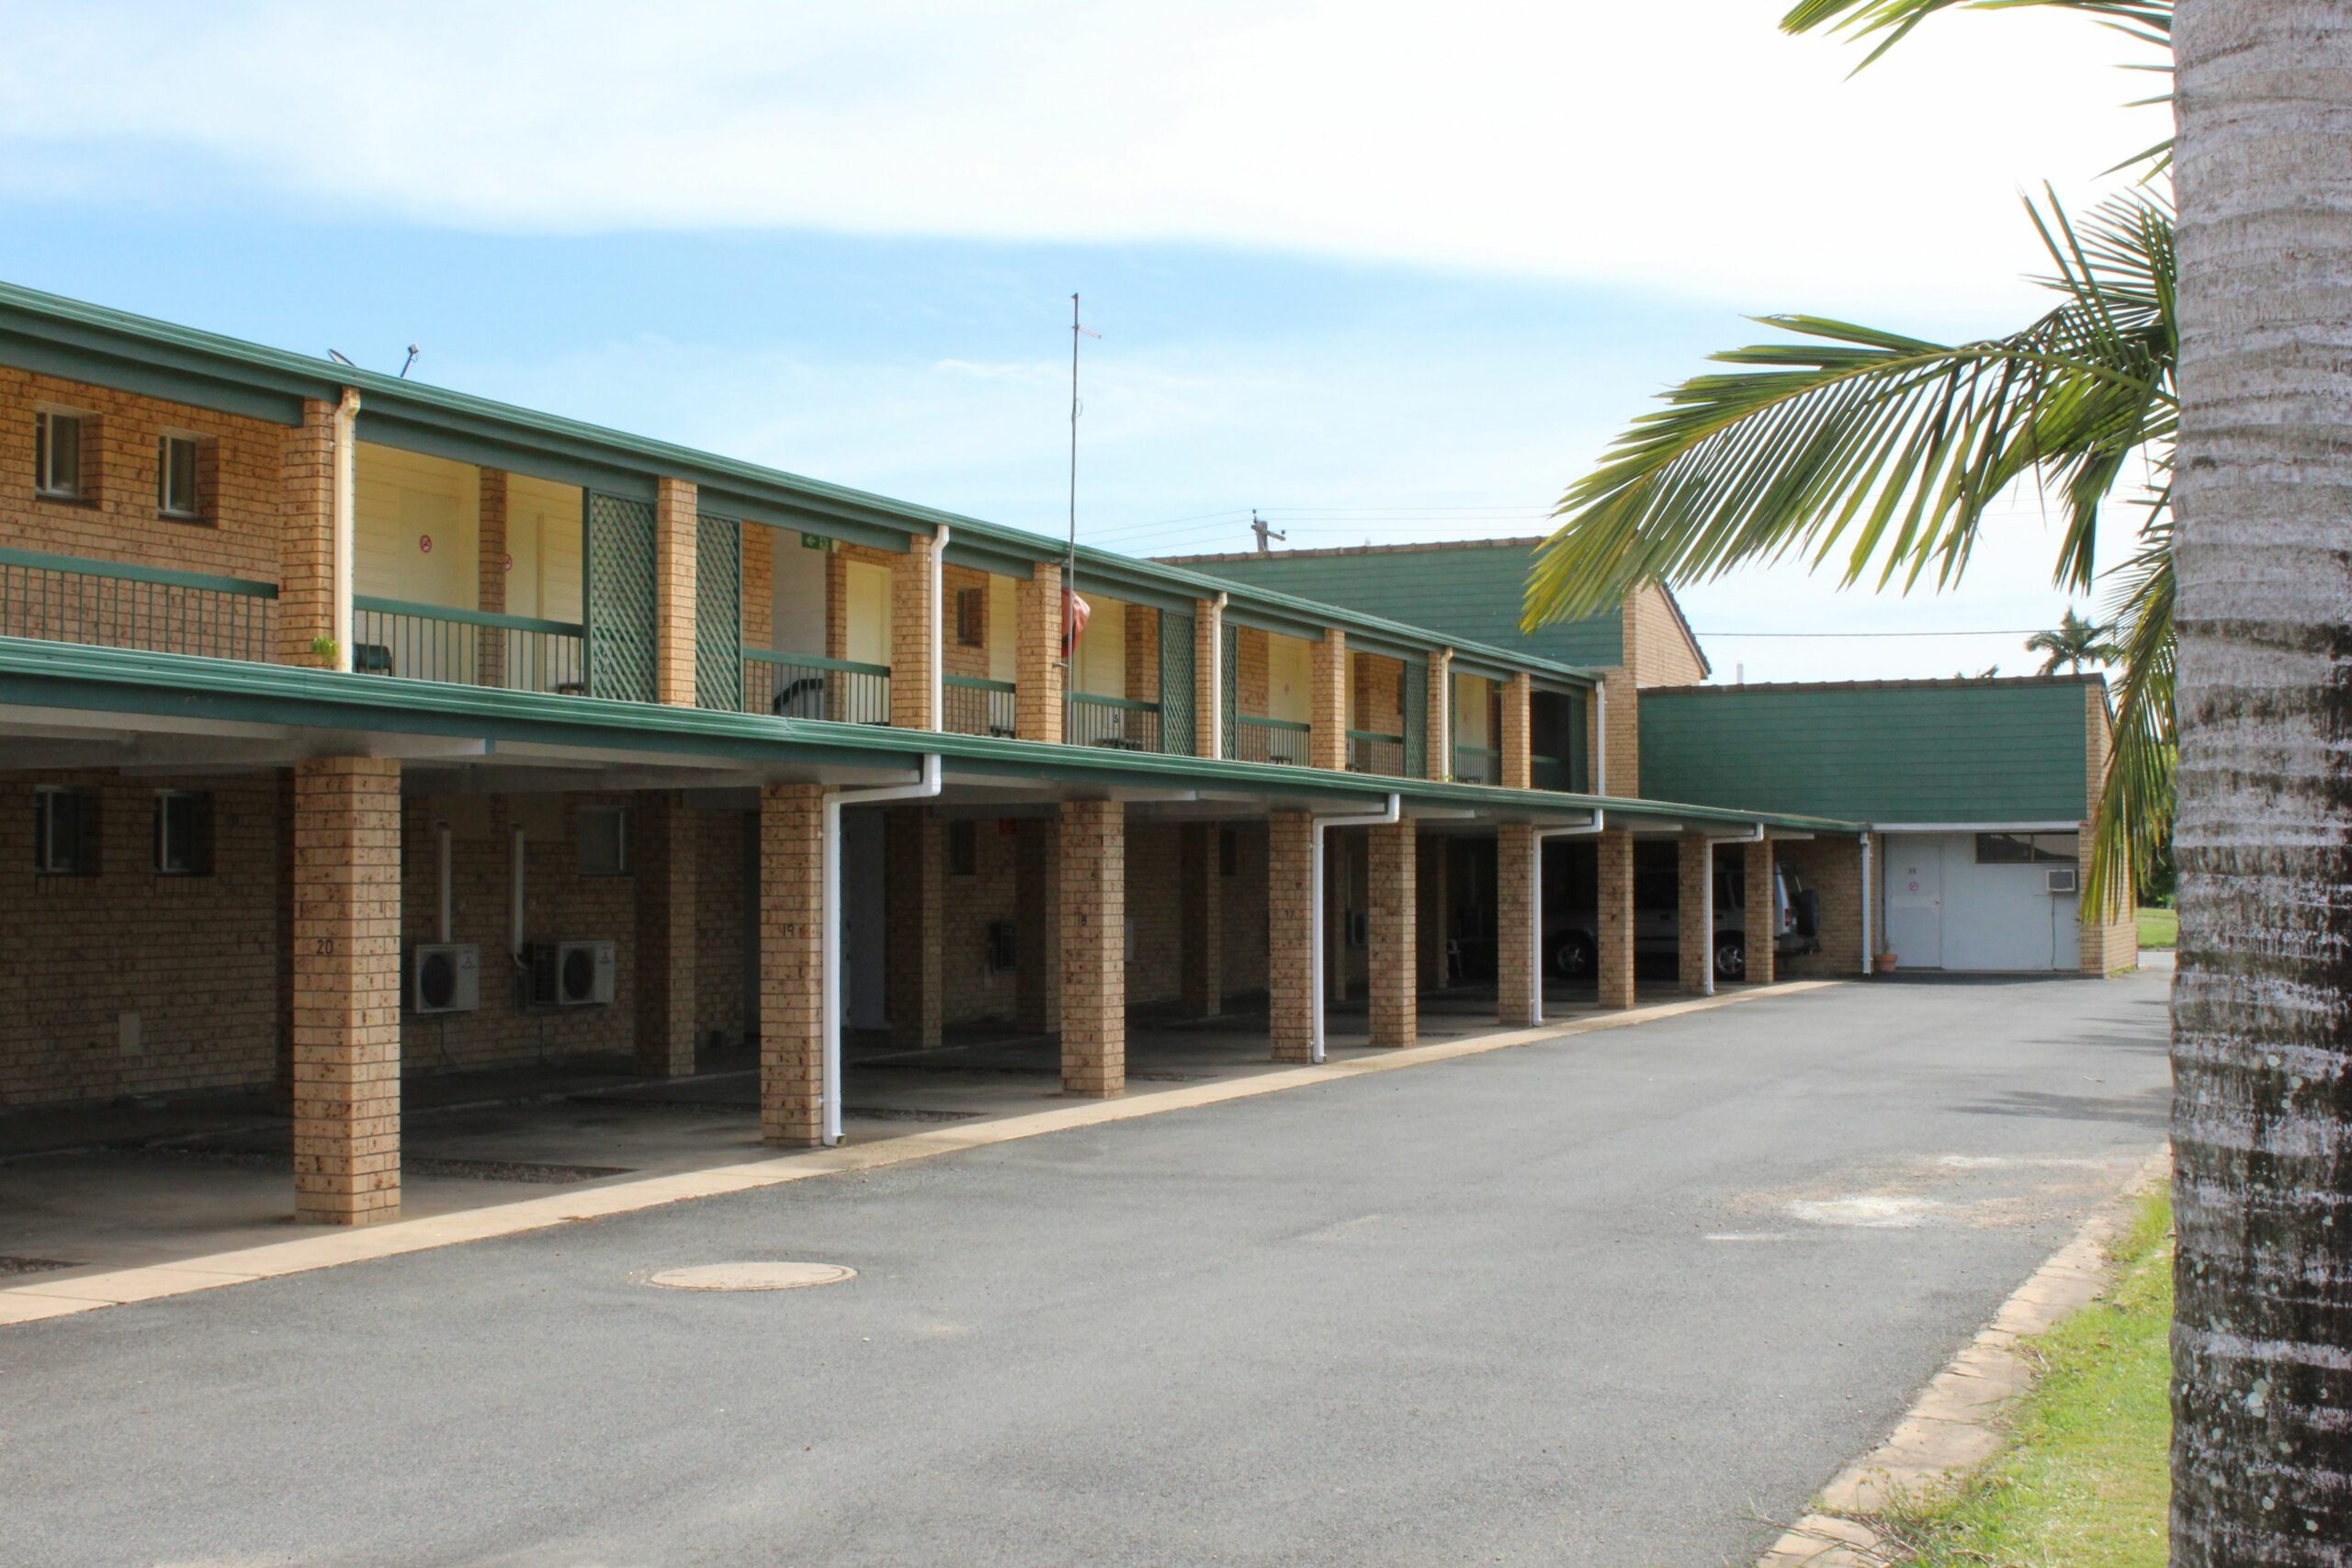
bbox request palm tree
[1522,0,2176,919]
[2170,4,2352,1560]
[2025,605,2119,672]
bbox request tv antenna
[1251,510,1287,554]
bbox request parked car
[1544,859,1818,981]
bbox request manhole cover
[644,1262,855,1292]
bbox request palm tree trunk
[2172,4,2352,1562]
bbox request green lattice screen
[1403,655,1429,777]
[1220,621,1239,760]
[583,491,657,704]
[695,513,742,711]
[1159,606,1196,755]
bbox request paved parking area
[0,969,2167,1567]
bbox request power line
[1701,628,2042,638]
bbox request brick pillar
[1059,800,1125,1097]
[1194,599,1223,758]
[651,477,698,705]
[1678,833,1713,995]
[633,793,699,1077]
[1418,834,1450,989]
[1600,671,1638,796]
[1597,829,1636,1010]
[1267,811,1317,1062]
[886,807,944,1047]
[1500,672,1533,791]
[1310,629,1348,771]
[1743,837,1777,987]
[1427,649,1453,780]
[1017,562,1065,743]
[277,400,337,667]
[290,757,401,1225]
[1015,815,1062,1032]
[758,784,824,1146]
[890,534,940,730]
[476,468,508,688]
[1369,818,1417,1047]
[1179,821,1222,1016]
[1498,823,1538,1027]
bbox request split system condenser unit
[2045,867,2079,896]
[525,939,618,1008]
[409,943,481,1015]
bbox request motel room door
[1883,836,1944,970]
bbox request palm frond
[2082,506,2174,915]
[1523,190,2176,628]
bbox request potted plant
[1872,951,1899,975]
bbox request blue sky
[0,1,2168,681]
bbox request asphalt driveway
[0,969,2170,1568]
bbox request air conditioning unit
[2046,867,2079,895]
[410,943,481,1015]
[525,939,617,1008]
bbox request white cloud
[0,0,2165,313]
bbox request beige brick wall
[893,536,941,730]
[1498,822,1537,1026]
[943,813,1022,1026]
[1015,815,1062,1032]
[1310,630,1347,770]
[632,792,698,1077]
[1125,818,1182,1006]
[695,809,752,1047]
[758,784,824,1146]
[1600,584,1709,799]
[1369,819,1417,1046]
[1426,649,1453,782]
[1180,821,1222,1014]
[942,563,996,682]
[1743,838,1778,986]
[652,478,698,706]
[1221,821,1270,998]
[1597,829,1635,1009]
[1238,626,1271,717]
[741,524,774,655]
[1125,602,1160,704]
[1677,834,1713,994]
[1193,600,1222,757]
[1016,561,1064,743]
[1417,833,1450,988]
[1267,812,1315,1062]
[1780,836,1869,977]
[1058,799,1125,1097]
[886,807,944,1046]
[1500,672,1532,791]
[278,399,338,666]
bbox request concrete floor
[0,977,1692,1279]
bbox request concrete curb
[0,979,1840,1329]
[1754,1145,2173,1567]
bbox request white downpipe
[929,524,950,729]
[331,389,361,671]
[1695,823,1766,998]
[1530,811,1606,1025]
[436,823,453,944]
[508,825,526,959]
[1310,793,1401,1064]
[1860,831,1876,977]
[1434,652,1452,779]
[1206,592,1229,759]
[822,754,944,1145]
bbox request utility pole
[1250,510,1286,555]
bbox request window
[579,806,630,875]
[947,818,978,875]
[955,586,986,648]
[152,791,214,875]
[157,434,202,520]
[34,411,84,501]
[33,787,99,876]
[1975,831,2080,865]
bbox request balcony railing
[944,674,1017,738]
[352,597,584,693]
[1346,729,1405,776]
[0,547,276,663]
[1068,692,1161,751]
[745,649,891,724]
[1229,714,1310,766]
[1454,743,1500,785]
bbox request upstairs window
[955,586,986,648]
[153,791,215,876]
[34,411,84,501]
[33,786,100,876]
[158,434,203,521]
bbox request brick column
[1427,649,1453,780]
[290,757,401,1225]
[1600,671,1639,795]
[1743,838,1777,987]
[886,807,944,1048]
[1017,562,1066,743]
[277,400,337,667]
[1498,823,1538,1027]
[1179,821,1222,1016]
[1369,819,1417,1047]
[890,534,940,729]
[476,468,508,687]
[1268,811,1317,1062]
[1059,800,1125,1097]
[1678,834,1713,995]
[1310,629,1348,771]
[1194,599,1223,758]
[651,477,698,705]
[633,792,698,1077]
[758,784,825,1146]
[1597,829,1636,1010]
[1500,671,1533,791]
[1015,815,1062,1032]
[1418,834,1450,989]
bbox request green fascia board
[942,536,1039,581]
[1638,680,2095,824]
[0,280,1597,684]
[0,636,1846,832]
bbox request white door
[1883,837,1944,969]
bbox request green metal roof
[0,636,1859,835]
[1638,678,2099,825]
[1162,541,1623,669]
[0,280,1594,688]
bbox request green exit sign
[801,533,830,551]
